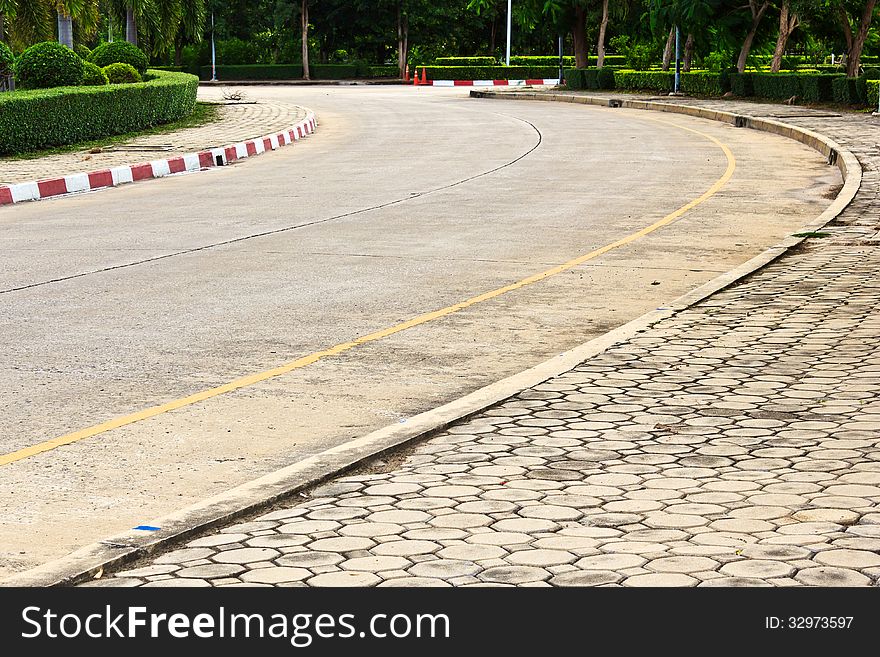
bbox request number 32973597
[765,617,853,629]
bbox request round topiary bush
[14,41,84,89]
[75,43,92,60]
[82,60,109,86]
[0,41,14,77]
[89,41,148,75]
[102,62,142,84]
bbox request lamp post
[506,0,511,66]
[211,12,217,82]
[673,25,681,94]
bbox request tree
[734,0,771,73]
[597,0,609,66]
[301,0,309,79]
[770,0,801,72]
[833,0,878,76]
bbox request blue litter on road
[133,525,161,531]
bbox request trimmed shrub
[751,73,801,100]
[614,69,673,92]
[82,61,109,86]
[434,56,496,66]
[421,65,558,80]
[511,55,575,67]
[75,43,92,60]
[868,80,879,110]
[681,71,722,96]
[797,74,841,102]
[199,64,303,80]
[731,72,754,96]
[832,76,861,104]
[0,40,13,77]
[368,65,399,78]
[310,63,358,79]
[14,41,84,89]
[89,41,148,74]
[596,66,615,89]
[564,68,584,89]
[718,67,736,93]
[0,70,198,154]
[103,62,142,84]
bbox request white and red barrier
[422,79,560,87]
[0,113,317,206]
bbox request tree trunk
[174,42,183,66]
[489,15,496,53]
[596,0,609,68]
[841,0,877,77]
[735,1,770,73]
[572,6,587,68]
[397,3,408,79]
[0,13,5,44]
[661,27,675,71]
[683,33,694,72]
[301,0,310,80]
[126,7,137,46]
[57,12,74,49]
[771,1,799,73]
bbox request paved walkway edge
[1,94,859,587]
[0,112,318,207]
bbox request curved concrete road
[0,86,840,576]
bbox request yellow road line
[0,118,736,468]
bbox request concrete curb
[1,93,860,587]
[422,79,560,87]
[0,112,318,207]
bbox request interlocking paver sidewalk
[81,95,880,587]
[0,90,308,185]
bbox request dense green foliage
[89,41,149,75]
[0,70,198,154]
[435,56,497,66]
[0,41,14,77]
[103,62,143,84]
[14,41,84,89]
[81,60,109,86]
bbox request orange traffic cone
[413,69,419,86]
[421,67,427,85]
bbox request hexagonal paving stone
[378,578,453,587]
[698,578,773,587]
[176,564,246,579]
[276,552,344,568]
[492,518,559,533]
[739,545,812,560]
[368,510,432,524]
[153,548,215,565]
[792,509,861,524]
[429,513,494,529]
[213,548,280,564]
[407,560,482,579]
[549,571,622,586]
[479,566,550,584]
[308,572,381,587]
[116,565,179,578]
[437,544,507,561]
[308,537,375,552]
[518,505,583,521]
[372,540,442,557]
[468,531,533,546]
[142,579,211,587]
[341,556,411,572]
[646,556,719,573]
[187,533,250,548]
[795,567,871,587]
[278,520,341,535]
[645,513,710,529]
[338,523,405,538]
[507,549,576,567]
[576,553,646,570]
[623,573,698,587]
[241,567,311,584]
[363,483,423,496]
[814,549,880,568]
[719,560,796,578]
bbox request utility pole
[506,0,511,66]
[674,26,681,94]
[211,13,217,82]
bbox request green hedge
[511,55,574,67]
[868,80,879,109]
[733,71,844,102]
[752,72,801,100]
[731,72,754,96]
[832,76,866,104]
[368,65,398,77]
[422,65,558,80]
[0,70,198,154]
[564,67,615,90]
[614,69,674,92]
[434,56,496,66]
[796,74,841,102]
[681,71,723,96]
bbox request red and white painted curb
[423,79,560,87]
[0,112,318,207]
